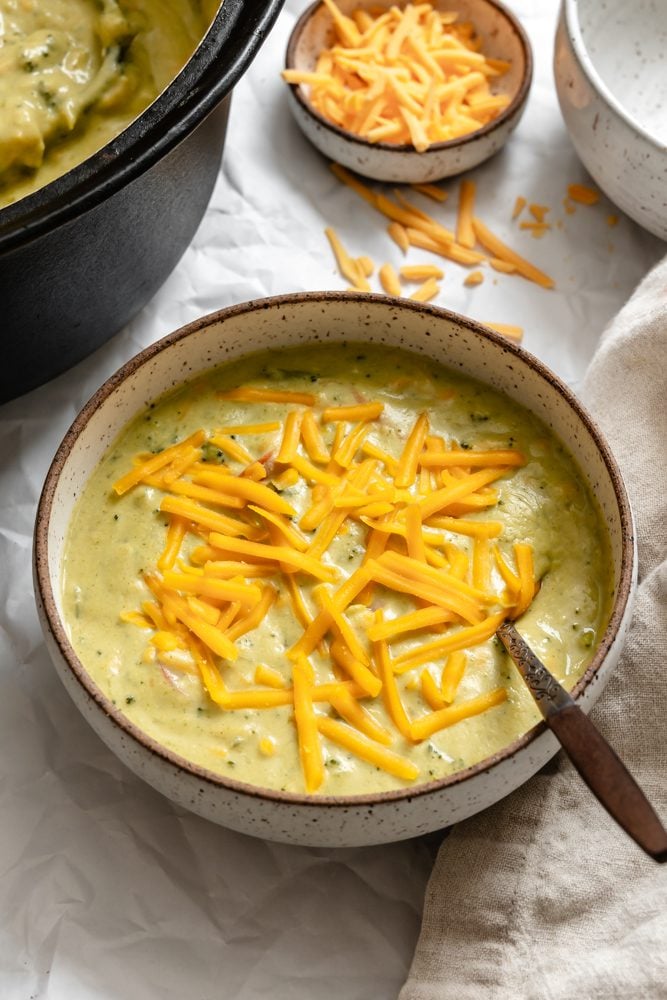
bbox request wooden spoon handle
[549,703,667,862]
[498,621,667,862]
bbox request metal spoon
[497,621,667,863]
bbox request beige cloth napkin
[400,256,667,1000]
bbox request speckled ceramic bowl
[284,0,532,183]
[34,293,635,847]
[554,0,667,240]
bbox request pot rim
[34,291,635,810]
[562,0,666,153]
[284,0,533,157]
[0,0,284,252]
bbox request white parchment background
[0,1,663,997]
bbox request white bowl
[554,0,667,240]
[284,0,533,183]
[34,293,636,847]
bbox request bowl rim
[0,0,285,252]
[34,291,635,810]
[562,0,667,153]
[284,0,533,157]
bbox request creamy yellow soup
[0,0,218,208]
[62,344,612,796]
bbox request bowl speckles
[554,0,667,240]
[34,293,636,847]
[284,0,533,183]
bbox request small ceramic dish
[284,0,533,183]
[34,292,636,848]
[554,0,667,240]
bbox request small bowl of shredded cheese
[283,0,533,182]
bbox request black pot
[0,0,284,404]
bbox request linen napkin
[400,255,667,1000]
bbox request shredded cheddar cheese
[440,649,467,703]
[325,227,371,291]
[115,381,538,794]
[321,401,384,423]
[512,196,526,220]
[326,162,553,309]
[317,716,418,780]
[421,668,446,710]
[412,183,448,203]
[326,687,392,745]
[400,264,443,281]
[410,686,508,740]
[520,221,550,238]
[293,658,324,792]
[472,218,554,288]
[410,276,440,302]
[255,663,287,689]
[276,410,303,464]
[483,322,524,342]
[488,257,516,274]
[283,1,511,152]
[567,183,599,206]
[218,387,317,406]
[112,430,207,496]
[528,203,549,223]
[119,610,152,629]
[379,262,402,297]
[215,421,281,436]
[387,221,410,253]
[456,179,476,249]
[357,255,375,277]
[464,269,484,287]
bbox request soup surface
[0,0,217,208]
[62,343,612,796]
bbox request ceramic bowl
[34,292,635,848]
[284,0,532,182]
[554,0,667,240]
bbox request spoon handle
[497,622,667,863]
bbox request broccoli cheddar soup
[0,0,218,208]
[62,344,612,796]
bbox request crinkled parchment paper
[0,1,662,996]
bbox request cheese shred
[293,658,325,792]
[411,687,508,741]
